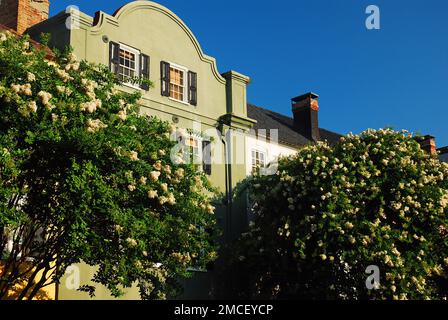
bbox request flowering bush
[0,32,218,300]
[234,129,448,300]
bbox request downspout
[219,125,232,243]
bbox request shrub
[235,129,448,300]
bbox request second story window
[169,65,186,102]
[161,61,197,106]
[109,41,150,90]
[251,149,266,172]
[118,45,139,85]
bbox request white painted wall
[245,135,298,176]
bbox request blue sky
[50,0,448,147]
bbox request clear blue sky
[50,0,448,147]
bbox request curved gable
[91,1,225,84]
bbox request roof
[439,147,448,163]
[440,154,448,163]
[247,103,342,148]
[0,23,19,34]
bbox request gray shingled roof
[438,147,448,163]
[440,153,448,163]
[247,104,342,148]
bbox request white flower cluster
[56,85,73,96]
[144,161,180,206]
[440,191,448,209]
[80,99,102,113]
[150,171,161,181]
[65,54,80,72]
[117,110,127,121]
[115,99,129,121]
[86,118,107,133]
[199,203,215,214]
[171,252,192,265]
[159,193,176,205]
[147,190,158,199]
[27,72,36,82]
[81,78,98,100]
[146,264,169,285]
[56,68,74,82]
[18,101,38,117]
[0,32,8,42]
[37,91,54,110]
[129,151,139,161]
[175,168,184,179]
[11,83,32,96]
[126,237,138,247]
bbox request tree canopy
[0,31,218,300]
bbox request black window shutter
[109,41,120,75]
[188,71,197,106]
[160,61,170,97]
[140,54,150,90]
[202,140,212,175]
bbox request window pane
[252,151,266,171]
[117,47,138,86]
[169,66,186,101]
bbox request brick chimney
[0,0,49,34]
[292,92,320,141]
[416,135,437,155]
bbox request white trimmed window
[109,42,150,90]
[179,135,211,174]
[160,61,197,106]
[169,63,187,103]
[185,136,202,167]
[117,44,140,87]
[251,149,266,172]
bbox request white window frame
[168,62,189,105]
[251,148,267,172]
[183,135,203,170]
[118,43,141,90]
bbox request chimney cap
[415,135,435,141]
[292,92,319,103]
